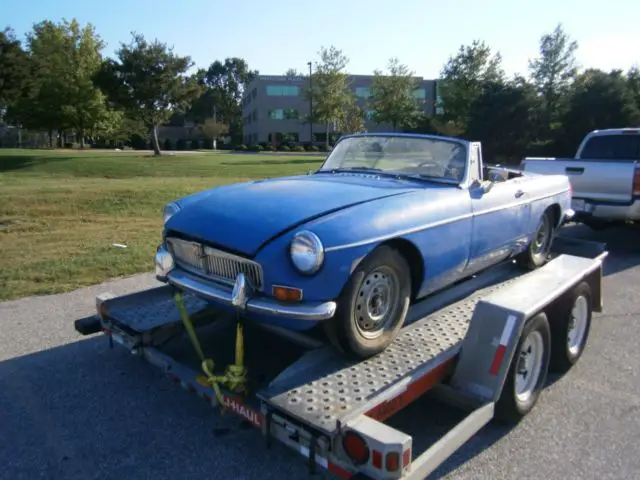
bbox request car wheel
[516,209,555,270]
[324,245,411,359]
[495,312,551,424]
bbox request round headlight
[163,202,180,224]
[290,231,324,275]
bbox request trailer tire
[516,209,555,270]
[495,312,551,424]
[549,281,592,373]
[325,245,411,359]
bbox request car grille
[166,237,264,290]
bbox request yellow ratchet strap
[173,292,248,414]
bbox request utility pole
[307,61,313,144]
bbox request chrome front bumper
[156,245,336,322]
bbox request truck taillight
[633,167,640,196]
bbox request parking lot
[1,223,639,480]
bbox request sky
[2,0,639,79]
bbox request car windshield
[319,135,468,183]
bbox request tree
[0,27,31,121]
[284,68,301,76]
[627,66,640,112]
[95,33,201,155]
[438,40,505,131]
[466,76,540,162]
[199,117,229,149]
[91,107,146,145]
[188,58,257,142]
[528,23,578,137]
[306,45,353,149]
[337,103,366,134]
[19,19,108,147]
[557,69,640,155]
[369,57,422,131]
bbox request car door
[466,175,531,274]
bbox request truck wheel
[325,245,411,359]
[495,312,551,424]
[549,282,592,373]
[516,209,555,270]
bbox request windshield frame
[317,133,471,186]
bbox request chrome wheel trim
[354,267,399,340]
[532,214,552,255]
[514,330,545,404]
[567,295,589,356]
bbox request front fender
[254,233,375,302]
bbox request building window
[252,109,257,121]
[413,88,426,99]
[283,132,299,142]
[268,108,299,120]
[252,87,257,99]
[355,87,371,98]
[265,85,300,96]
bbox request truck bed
[521,156,637,204]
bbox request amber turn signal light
[272,285,303,302]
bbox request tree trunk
[151,125,161,155]
[79,119,85,149]
[48,130,53,148]
[325,122,330,150]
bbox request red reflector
[489,344,507,375]
[372,450,382,469]
[342,431,370,465]
[386,452,400,472]
[402,448,411,467]
[633,167,640,196]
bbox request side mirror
[481,180,494,193]
[472,179,493,193]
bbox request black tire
[324,245,411,359]
[495,312,551,424]
[516,209,555,270]
[549,282,593,373]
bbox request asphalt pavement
[1,223,639,480]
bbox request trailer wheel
[325,245,411,359]
[549,281,593,373]
[495,312,551,424]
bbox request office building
[241,74,439,145]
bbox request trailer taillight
[342,431,370,465]
[633,166,640,196]
[386,452,400,472]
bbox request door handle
[515,189,525,198]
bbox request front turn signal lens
[272,285,303,302]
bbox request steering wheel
[416,161,459,180]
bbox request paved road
[1,224,639,480]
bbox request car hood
[165,174,419,256]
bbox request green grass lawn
[0,149,325,301]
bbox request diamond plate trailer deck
[74,235,607,479]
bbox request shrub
[234,144,248,151]
[249,144,263,152]
[163,138,174,150]
[175,138,186,150]
[279,145,291,151]
[292,145,305,152]
[307,145,320,152]
[190,139,200,150]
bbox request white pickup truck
[520,128,640,230]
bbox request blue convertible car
[155,133,574,358]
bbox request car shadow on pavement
[558,223,640,277]
[0,335,324,480]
